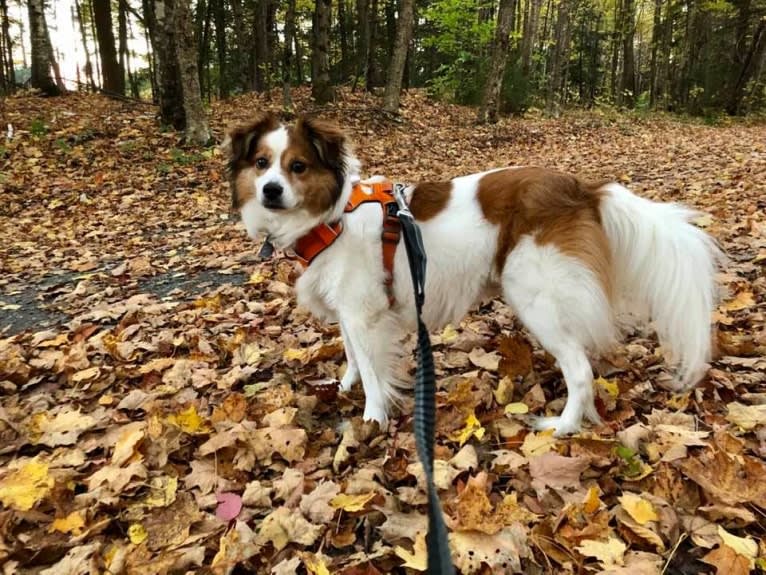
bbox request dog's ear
[222,112,280,173]
[295,116,349,181]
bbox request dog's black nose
[263,182,283,202]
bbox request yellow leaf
[240,342,262,366]
[619,492,658,525]
[71,366,100,383]
[394,532,428,571]
[142,476,178,508]
[520,429,556,458]
[0,458,53,511]
[128,523,148,545]
[718,525,757,565]
[583,486,602,514]
[330,492,376,512]
[721,291,755,312]
[576,537,627,567]
[303,554,331,575]
[726,402,766,431]
[449,411,486,446]
[49,510,86,535]
[283,348,309,363]
[112,423,145,466]
[98,395,114,406]
[595,376,619,398]
[667,393,690,411]
[193,294,221,310]
[166,405,210,434]
[248,271,270,284]
[440,324,458,345]
[504,402,529,415]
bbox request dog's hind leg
[502,236,615,436]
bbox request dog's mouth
[262,200,288,211]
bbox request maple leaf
[330,491,377,513]
[49,510,86,536]
[448,410,486,446]
[257,506,324,551]
[520,429,557,458]
[618,492,659,525]
[0,457,54,511]
[450,524,530,574]
[726,402,766,430]
[211,520,261,575]
[576,537,628,567]
[394,532,428,571]
[31,408,97,447]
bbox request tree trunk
[93,0,124,94]
[546,0,570,113]
[174,0,210,144]
[366,0,379,89]
[727,17,766,115]
[229,0,252,91]
[253,0,270,91]
[338,0,351,80]
[356,0,369,88]
[213,0,227,97]
[118,0,128,89]
[27,0,60,96]
[1,0,14,92]
[648,0,662,107]
[382,0,414,113]
[312,0,334,103]
[74,1,96,90]
[610,0,621,101]
[478,0,516,122]
[521,0,541,76]
[150,0,185,128]
[283,0,296,109]
[620,0,636,107]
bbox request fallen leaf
[394,531,427,571]
[576,537,627,567]
[619,492,659,525]
[0,457,54,511]
[330,492,377,513]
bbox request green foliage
[170,148,204,166]
[30,119,48,137]
[422,0,495,104]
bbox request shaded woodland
[0,0,764,130]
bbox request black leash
[393,183,455,575]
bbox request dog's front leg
[339,320,361,392]
[338,313,393,425]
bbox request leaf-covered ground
[1,90,765,575]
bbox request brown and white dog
[225,113,720,436]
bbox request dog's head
[223,113,359,247]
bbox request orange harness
[291,181,402,304]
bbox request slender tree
[382,0,414,112]
[312,0,334,103]
[27,0,60,96]
[93,0,124,94]
[283,0,297,109]
[74,1,96,90]
[478,0,516,122]
[620,0,636,106]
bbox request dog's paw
[362,404,388,426]
[339,371,359,392]
[532,416,581,437]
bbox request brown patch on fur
[409,181,453,221]
[284,117,348,216]
[477,167,612,297]
[224,113,280,210]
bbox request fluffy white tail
[600,183,721,389]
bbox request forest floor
[0,89,765,575]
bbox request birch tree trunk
[382,0,414,113]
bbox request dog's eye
[291,161,306,174]
[255,157,269,169]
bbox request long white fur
[239,127,719,435]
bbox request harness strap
[291,181,401,305]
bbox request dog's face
[224,113,353,247]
